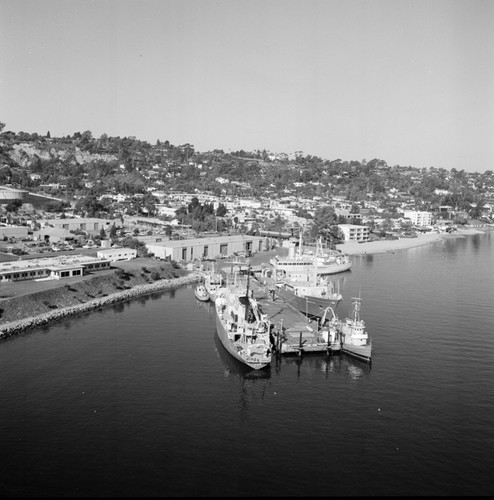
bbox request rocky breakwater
[0,272,202,340]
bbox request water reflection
[194,298,215,317]
[162,288,176,299]
[113,302,125,313]
[362,253,375,266]
[137,296,149,306]
[470,233,482,252]
[276,352,371,380]
[213,331,370,384]
[439,235,467,257]
[213,334,271,414]
[330,274,348,291]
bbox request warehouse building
[145,235,265,262]
[0,225,29,239]
[42,217,120,235]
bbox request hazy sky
[1,0,493,172]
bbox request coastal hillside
[0,258,189,325]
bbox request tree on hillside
[44,200,70,212]
[0,166,12,184]
[120,236,149,256]
[75,194,107,217]
[139,193,158,216]
[5,199,22,213]
[109,224,118,239]
[470,198,485,219]
[311,206,337,238]
[216,203,227,217]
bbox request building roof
[0,254,109,273]
[43,217,117,225]
[146,234,264,248]
[97,247,136,254]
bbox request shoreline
[335,227,488,256]
[0,272,202,339]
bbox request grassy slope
[0,258,189,325]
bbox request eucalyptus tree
[311,205,338,239]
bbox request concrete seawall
[0,272,202,339]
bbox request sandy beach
[335,227,487,256]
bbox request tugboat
[339,297,372,362]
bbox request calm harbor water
[0,232,493,497]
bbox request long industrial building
[145,234,266,262]
[0,254,112,283]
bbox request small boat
[270,233,352,277]
[214,267,273,370]
[203,264,223,301]
[194,283,210,301]
[339,296,372,362]
[195,263,224,302]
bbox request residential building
[403,210,432,227]
[338,224,370,242]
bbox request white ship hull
[341,342,372,362]
[214,276,272,370]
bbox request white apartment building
[403,210,432,227]
[338,224,370,242]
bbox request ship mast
[313,243,318,286]
[351,296,361,322]
[244,264,251,320]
